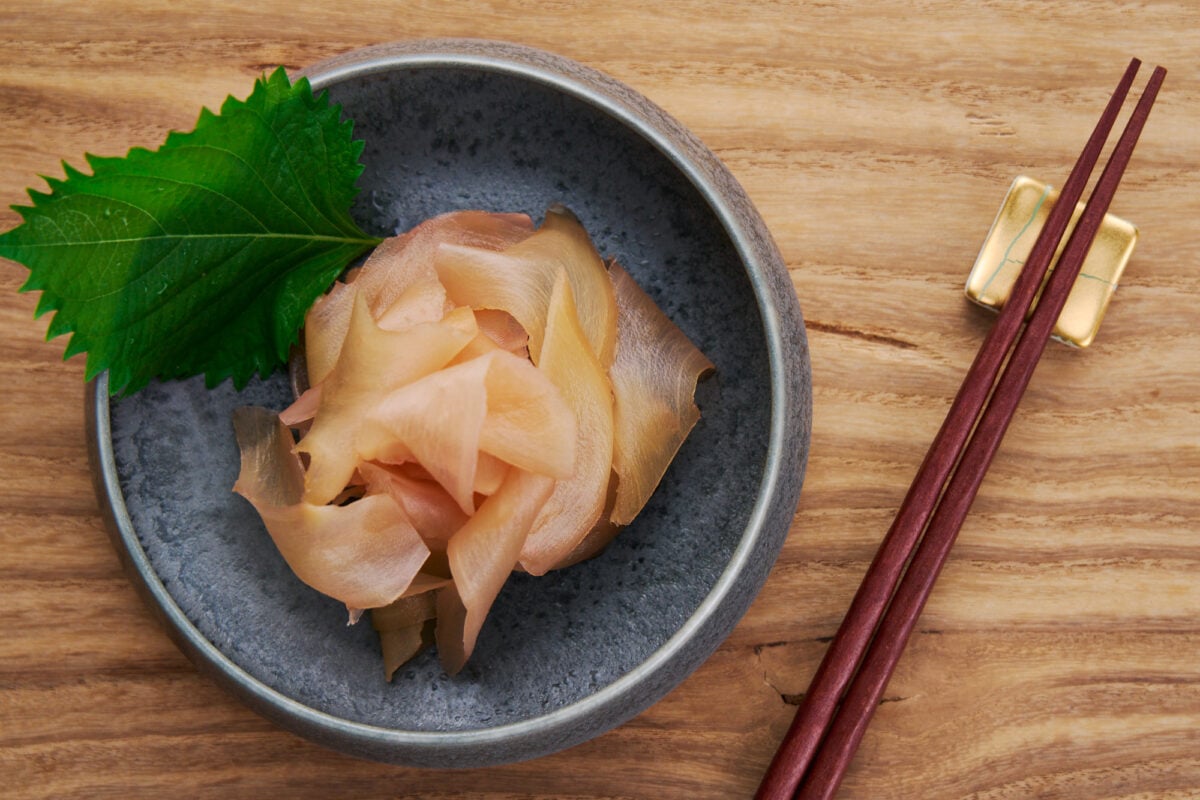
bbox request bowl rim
[87,38,810,766]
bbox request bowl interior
[104,57,782,761]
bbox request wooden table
[2,2,1197,798]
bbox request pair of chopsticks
[757,58,1166,800]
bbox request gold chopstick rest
[965,175,1138,347]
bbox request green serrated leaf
[0,67,381,395]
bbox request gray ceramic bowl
[86,39,811,768]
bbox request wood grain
[1,2,1197,798]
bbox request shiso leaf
[0,67,380,395]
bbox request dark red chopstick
[794,64,1166,800]
[756,59,1165,800]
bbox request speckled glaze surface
[86,39,811,768]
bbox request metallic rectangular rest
[966,175,1138,348]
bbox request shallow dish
[86,39,811,768]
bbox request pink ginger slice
[608,263,714,524]
[295,291,477,505]
[435,206,617,367]
[232,406,430,610]
[519,271,615,575]
[436,468,556,674]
